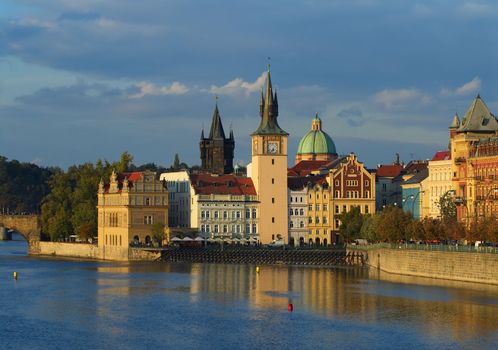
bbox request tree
[116,151,134,173]
[339,206,363,243]
[376,206,412,242]
[439,192,457,222]
[360,214,380,242]
[151,223,165,245]
[173,154,181,170]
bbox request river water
[1,235,498,350]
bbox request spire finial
[267,56,271,71]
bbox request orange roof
[431,151,451,161]
[376,164,404,177]
[190,174,256,195]
[288,160,329,176]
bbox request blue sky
[1,0,498,168]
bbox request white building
[426,151,453,218]
[159,171,191,228]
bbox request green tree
[116,151,134,173]
[151,223,165,245]
[376,206,412,242]
[339,206,363,243]
[360,214,380,242]
[439,192,457,222]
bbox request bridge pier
[0,226,12,241]
[0,215,41,252]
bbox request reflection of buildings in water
[189,263,498,341]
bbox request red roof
[190,174,256,196]
[376,164,404,177]
[431,151,451,161]
[288,160,329,176]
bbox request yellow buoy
[256,266,260,274]
[13,271,18,280]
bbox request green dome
[297,115,337,155]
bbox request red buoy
[288,303,293,312]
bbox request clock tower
[251,67,289,244]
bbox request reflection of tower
[200,102,235,174]
[250,67,289,243]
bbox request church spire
[252,66,288,136]
[208,102,226,139]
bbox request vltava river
[1,235,498,349]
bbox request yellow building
[305,175,331,245]
[450,95,498,223]
[250,68,289,244]
[97,170,168,260]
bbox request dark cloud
[337,106,365,127]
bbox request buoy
[288,303,293,312]
[13,272,18,280]
[256,266,260,274]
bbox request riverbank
[349,244,498,285]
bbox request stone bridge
[0,214,41,253]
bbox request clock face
[267,142,278,154]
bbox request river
[1,234,498,349]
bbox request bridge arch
[0,214,41,252]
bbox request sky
[1,0,498,169]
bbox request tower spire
[209,100,226,139]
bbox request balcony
[454,157,466,165]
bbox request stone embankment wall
[35,243,160,261]
[360,247,498,285]
[38,242,100,259]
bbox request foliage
[339,206,363,243]
[151,223,165,245]
[0,156,54,214]
[376,206,412,242]
[360,214,380,242]
[439,192,457,222]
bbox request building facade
[250,68,289,244]
[426,151,453,218]
[190,174,259,240]
[450,95,498,223]
[401,168,429,219]
[288,177,308,246]
[200,103,235,175]
[97,170,168,260]
[159,170,191,228]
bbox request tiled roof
[404,161,428,174]
[376,164,404,177]
[287,176,307,191]
[288,160,330,176]
[190,174,256,195]
[458,95,498,133]
[431,151,451,161]
[402,168,428,185]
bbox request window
[206,225,210,233]
[145,197,151,206]
[294,209,299,215]
[223,211,228,219]
[365,205,369,214]
[382,183,387,191]
[289,209,293,216]
[214,224,219,233]
[365,190,369,198]
[323,204,327,211]
[300,208,304,215]
[246,209,251,219]
[290,197,293,202]
[144,215,153,225]
[272,178,275,184]
[206,211,210,219]
[316,229,320,235]
[252,224,257,233]
[246,223,250,233]
[342,205,346,213]
[335,205,339,214]
[272,159,275,165]
[201,225,205,233]
[316,204,320,211]
[290,221,294,228]
[308,217,312,224]
[300,197,303,203]
[335,180,339,186]
[272,217,275,223]
[323,216,327,224]
[252,208,257,218]
[299,221,304,228]
[272,197,275,204]
[214,211,219,219]
[308,204,313,211]
[236,211,241,219]
[335,219,339,228]
[335,190,340,198]
[236,225,241,233]
[315,216,320,224]
[365,180,369,186]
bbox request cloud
[209,71,267,96]
[455,2,498,19]
[440,77,481,96]
[128,81,189,99]
[336,106,365,127]
[372,88,431,109]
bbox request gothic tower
[250,67,289,244]
[200,103,235,174]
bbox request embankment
[350,245,498,285]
